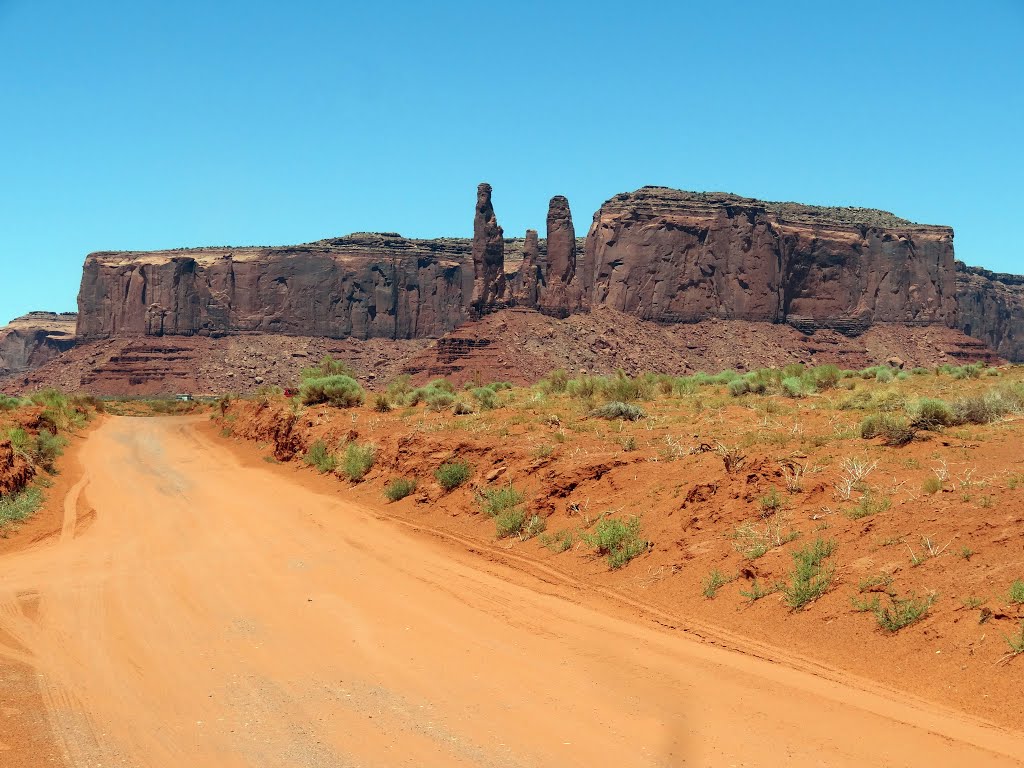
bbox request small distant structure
[175,393,193,402]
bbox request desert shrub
[591,401,645,421]
[541,369,570,394]
[300,375,364,408]
[427,378,455,394]
[566,375,600,400]
[386,375,413,402]
[301,354,355,381]
[911,367,930,375]
[341,442,376,481]
[539,528,574,553]
[601,372,653,403]
[372,394,392,413]
[909,398,956,429]
[811,364,841,391]
[471,387,498,410]
[922,475,943,494]
[33,431,67,473]
[0,394,24,410]
[495,507,527,538]
[759,487,785,516]
[875,367,895,383]
[781,376,809,398]
[435,461,472,491]
[425,389,456,411]
[303,440,338,473]
[6,427,31,456]
[452,400,476,416]
[728,379,751,397]
[477,484,526,518]
[0,487,43,527]
[781,538,836,610]
[583,516,647,569]
[951,362,984,380]
[30,389,88,431]
[874,593,936,632]
[740,579,778,602]
[522,513,547,538]
[860,414,916,446]
[383,477,417,501]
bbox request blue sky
[1,0,1021,320]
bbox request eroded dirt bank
[1,416,1023,766]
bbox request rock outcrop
[580,188,957,329]
[955,263,1024,362]
[0,312,78,377]
[77,234,475,342]
[70,182,1022,364]
[470,183,506,316]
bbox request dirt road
[1,416,1022,767]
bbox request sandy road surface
[1,416,1023,767]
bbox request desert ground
[2,363,1024,766]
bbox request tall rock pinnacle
[470,182,505,315]
[546,195,576,285]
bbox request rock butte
[2,184,1022,382]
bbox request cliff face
[580,188,957,329]
[0,312,78,377]
[71,183,1021,363]
[77,234,476,341]
[955,263,1024,362]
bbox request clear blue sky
[1,0,1021,321]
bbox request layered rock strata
[955,263,1024,362]
[0,312,78,377]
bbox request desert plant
[847,491,891,520]
[452,400,476,416]
[703,569,736,599]
[477,483,526,518]
[435,461,472,491]
[425,389,457,411]
[383,477,417,501]
[583,515,647,569]
[300,375,365,408]
[495,507,527,538]
[341,442,376,481]
[372,394,392,413]
[0,487,43,528]
[303,440,338,473]
[781,538,836,610]
[859,414,915,446]
[781,376,809,398]
[922,475,943,495]
[591,401,646,421]
[874,593,936,632]
[1000,623,1024,664]
[301,354,355,381]
[740,579,778,603]
[1008,579,1024,604]
[471,387,499,410]
[0,394,23,410]
[727,379,751,397]
[909,398,956,430]
[732,518,799,560]
[759,487,785,516]
[539,528,574,553]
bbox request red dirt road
[1,416,1023,767]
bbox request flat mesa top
[605,187,944,230]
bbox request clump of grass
[740,579,778,602]
[758,487,785,517]
[703,569,736,599]
[470,387,499,411]
[522,514,547,539]
[732,518,800,560]
[583,516,648,569]
[1008,579,1024,604]
[477,484,526,518]
[847,491,891,520]
[301,354,355,380]
[922,475,943,495]
[384,477,417,501]
[303,440,338,473]
[909,398,956,430]
[1000,623,1024,664]
[591,401,646,421]
[0,487,43,529]
[781,538,836,610]
[339,442,375,481]
[539,528,574,553]
[874,593,937,632]
[372,394,392,413]
[859,414,916,446]
[494,507,527,538]
[300,375,365,408]
[0,394,23,410]
[435,461,472,491]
